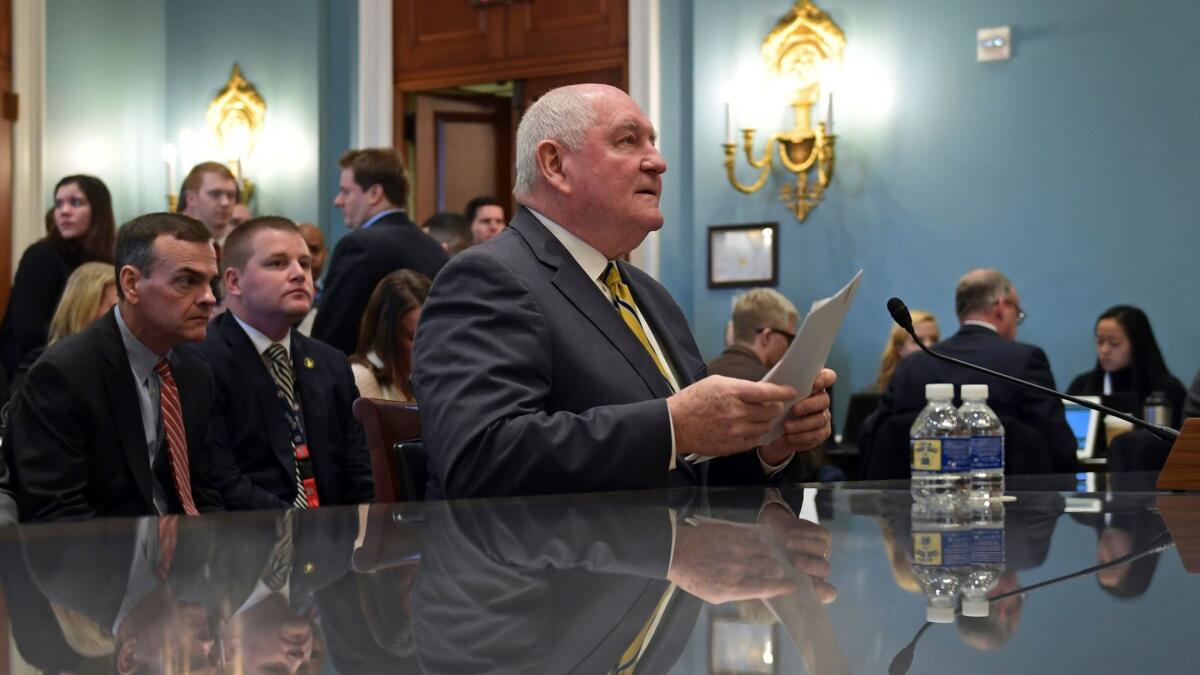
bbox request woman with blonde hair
[874,310,939,391]
[10,262,116,394]
[351,269,432,402]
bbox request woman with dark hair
[0,175,116,376]
[351,269,432,402]
[1067,305,1186,428]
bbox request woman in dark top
[1067,305,1186,428]
[0,175,115,377]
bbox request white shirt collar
[233,313,291,359]
[527,207,611,284]
[962,320,999,333]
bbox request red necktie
[154,359,199,515]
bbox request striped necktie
[603,263,671,384]
[153,359,199,515]
[265,344,309,510]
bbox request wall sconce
[208,63,266,203]
[723,0,845,222]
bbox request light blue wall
[662,0,1200,418]
[46,0,357,241]
[45,0,167,222]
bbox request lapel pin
[304,357,315,369]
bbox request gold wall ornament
[723,0,845,222]
[207,64,266,202]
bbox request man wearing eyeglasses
[708,289,798,382]
[873,268,1077,473]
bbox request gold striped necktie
[603,262,671,383]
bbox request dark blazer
[413,208,740,499]
[0,239,82,377]
[190,311,373,510]
[313,211,448,354]
[7,309,223,521]
[706,343,768,381]
[876,324,1077,473]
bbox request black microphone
[886,297,1179,443]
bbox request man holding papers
[412,84,835,499]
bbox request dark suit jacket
[414,208,780,498]
[190,312,373,510]
[706,343,768,381]
[7,310,223,521]
[313,211,448,354]
[875,324,1077,473]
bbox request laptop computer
[1064,396,1101,459]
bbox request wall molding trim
[357,0,392,147]
[628,0,661,278]
[11,0,45,270]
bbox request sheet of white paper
[758,270,863,445]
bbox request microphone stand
[886,297,1178,443]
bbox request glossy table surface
[2,473,1198,674]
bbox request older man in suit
[193,217,373,510]
[313,148,448,354]
[9,213,223,521]
[413,84,836,499]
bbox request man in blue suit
[413,84,837,499]
[194,217,373,510]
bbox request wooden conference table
[0,472,1197,674]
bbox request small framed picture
[708,223,779,288]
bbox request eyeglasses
[760,326,796,345]
[995,296,1026,325]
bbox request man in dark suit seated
[313,148,448,354]
[872,268,1076,473]
[193,217,373,510]
[412,83,836,499]
[707,288,798,382]
[9,213,223,521]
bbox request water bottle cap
[925,383,954,401]
[961,597,990,617]
[927,604,956,623]
[961,384,989,401]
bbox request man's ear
[223,266,241,298]
[118,265,141,304]
[366,183,386,206]
[535,140,570,195]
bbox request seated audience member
[295,222,328,336]
[178,162,238,246]
[874,309,939,391]
[193,216,373,510]
[230,202,252,229]
[351,270,431,402]
[0,175,116,377]
[870,268,1076,473]
[9,262,117,395]
[1067,305,1186,429]
[1186,368,1200,420]
[465,195,506,244]
[422,211,473,257]
[314,148,448,354]
[412,83,834,499]
[8,213,224,521]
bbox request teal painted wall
[45,0,167,222]
[661,0,1200,418]
[46,0,357,243]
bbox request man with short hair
[464,195,506,244]
[413,84,835,499]
[179,162,239,244]
[313,148,448,354]
[422,211,473,257]
[193,217,373,510]
[707,289,798,381]
[230,203,253,229]
[9,213,224,521]
[876,268,1077,472]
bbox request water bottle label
[912,437,971,473]
[970,435,1005,470]
[913,529,972,566]
[971,527,1006,564]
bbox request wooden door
[393,0,505,75]
[0,0,12,316]
[506,0,627,61]
[413,94,513,225]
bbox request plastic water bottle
[910,500,970,623]
[961,500,1006,618]
[960,384,1005,501]
[910,383,970,505]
